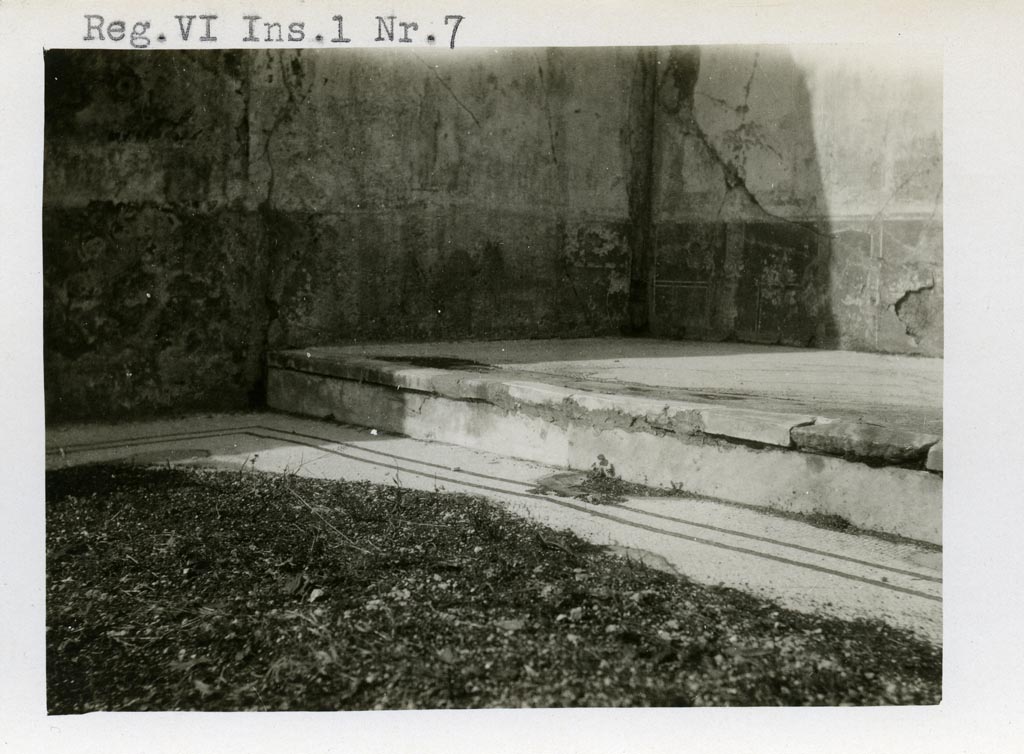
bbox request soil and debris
[529,469,679,506]
[46,464,941,712]
[531,466,942,549]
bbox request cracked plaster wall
[44,46,942,421]
[650,45,942,355]
[44,48,640,420]
[249,48,639,351]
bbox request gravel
[46,464,941,712]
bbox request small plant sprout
[591,454,616,478]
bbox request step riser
[267,368,942,545]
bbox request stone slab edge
[268,349,940,469]
[266,368,942,544]
[791,421,941,467]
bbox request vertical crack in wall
[260,51,316,210]
[251,51,316,406]
[535,60,560,166]
[236,51,268,408]
[926,180,944,225]
[233,51,252,191]
[623,47,658,334]
[740,52,760,115]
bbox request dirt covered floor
[46,464,941,712]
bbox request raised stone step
[267,348,942,544]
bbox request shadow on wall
[41,48,645,421]
[42,51,270,421]
[649,45,942,356]
[41,46,941,423]
[650,46,837,348]
[246,47,644,350]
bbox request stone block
[504,381,576,408]
[791,421,940,464]
[926,440,943,472]
[700,408,815,447]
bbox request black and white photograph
[4,1,1024,752]
[41,39,944,710]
